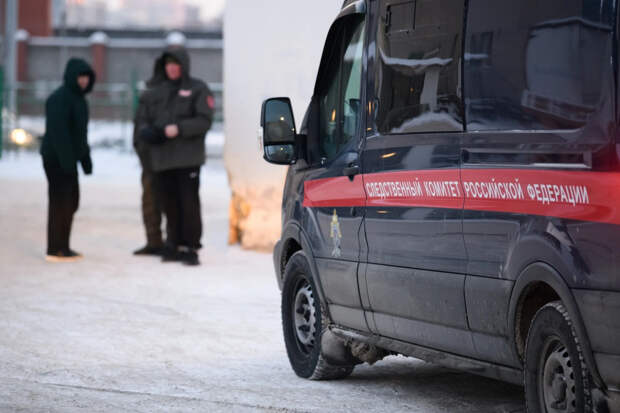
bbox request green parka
[135,47,214,172]
[40,58,96,175]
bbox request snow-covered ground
[0,151,525,412]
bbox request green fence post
[0,67,4,160]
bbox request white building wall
[224,1,342,250]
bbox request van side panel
[462,0,617,366]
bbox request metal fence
[0,72,223,156]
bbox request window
[318,16,366,161]
[374,0,464,134]
[465,0,614,131]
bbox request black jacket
[135,47,214,172]
[133,60,163,159]
[40,58,96,175]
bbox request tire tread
[282,251,355,381]
[524,300,592,413]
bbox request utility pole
[60,8,67,77]
[4,0,17,124]
[0,67,4,159]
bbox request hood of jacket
[149,46,192,88]
[146,58,165,88]
[63,58,96,95]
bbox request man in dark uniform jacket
[40,58,96,262]
[135,46,214,266]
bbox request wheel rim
[292,279,317,354]
[539,337,577,413]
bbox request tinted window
[465,0,614,131]
[374,0,464,134]
[319,17,366,161]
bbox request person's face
[165,62,182,81]
[77,75,90,90]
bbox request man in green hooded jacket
[40,58,95,262]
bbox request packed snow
[0,148,524,412]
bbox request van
[260,0,620,411]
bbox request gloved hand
[140,125,166,145]
[81,154,93,175]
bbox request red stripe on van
[461,169,620,225]
[363,169,463,210]
[303,175,366,207]
[303,169,620,225]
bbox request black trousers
[138,150,163,247]
[155,167,202,249]
[43,158,79,254]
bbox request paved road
[0,153,525,412]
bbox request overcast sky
[186,0,226,20]
[106,0,226,21]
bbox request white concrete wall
[224,1,342,249]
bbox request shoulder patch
[207,95,215,110]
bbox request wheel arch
[278,223,303,285]
[277,222,333,321]
[508,261,604,389]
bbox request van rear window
[465,0,614,131]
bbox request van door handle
[343,164,360,180]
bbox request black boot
[133,245,164,256]
[46,249,82,263]
[161,245,182,262]
[182,249,200,266]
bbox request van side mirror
[261,97,297,165]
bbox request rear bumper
[573,289,620,394]
[595,353,620,393]
[594,387,620,413]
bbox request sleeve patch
[207,95,215,110]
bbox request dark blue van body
[265,0,620,411]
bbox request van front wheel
[524,301,593,413]
[281,251,354,380]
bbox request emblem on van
[330,209,342,258]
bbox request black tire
[524,301,593,413]
[281,251,354,380]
